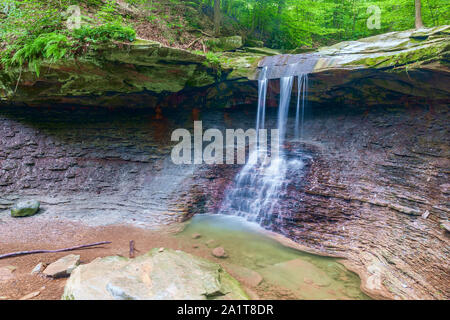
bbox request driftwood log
[0,241,112,260]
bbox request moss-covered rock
[314,25,450,72]
[254,26,449,106]
[219,51,265,80]
[11,200,40,217]
[0,37,265,108]
[0,39,218,107]
[206,36,243,52]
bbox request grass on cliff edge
[0,0,139,76]
[0,0,226,76]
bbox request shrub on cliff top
[73,24,136,43]
[0,1,136,75]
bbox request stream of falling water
[219,64,310,228]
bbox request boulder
[62,249,248,300]
[43,254,80,278]
[10,200,40,217]
[212,247,228,258]
[206,36,243,52]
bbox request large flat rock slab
[62,249,248,300]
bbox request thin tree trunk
[214,0,221,36]
[277,0,286,15]
[415,0,424,29]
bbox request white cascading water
[219,64,309,227]
[295,73,308,140]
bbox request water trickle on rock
[219,60,315,228]
[295,73,309,140]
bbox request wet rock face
[193,103,449,300]
[282,104,449,300]
[0,106,256,227]
[0,107,201,228]
[0,108,168,195]
[0,99,448,300]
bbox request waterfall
[256,66,268,132]
[219,64,309,227]
[295,73,308,140]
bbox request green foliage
[0,0,137,75]
[205,51,221,66]
[200,0,450,49]
[1,0,448,73]
[96,0,121,23]
[198,51,222,77]
[5,33,71,76]
[73,24,136,43]
[125,0,148,5]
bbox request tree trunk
[415,0,424,29]
[277,0,286,15]
[214,0,221,36]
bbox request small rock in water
[192,233,202,239]
[31,262,45,275]
[11,200,40,217]
[19,291,40,300]
[43,254,80,278]
[212,247,228,259]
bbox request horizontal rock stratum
[62,249,249,300]
[1,26,447,108]
[257,25,449,106]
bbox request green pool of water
[178,214,370,300]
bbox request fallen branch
[188,28,214,38]
[187,37,202,49]
[0,241,112,260]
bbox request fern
[8,33,71,76]
[73,24,136,43]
